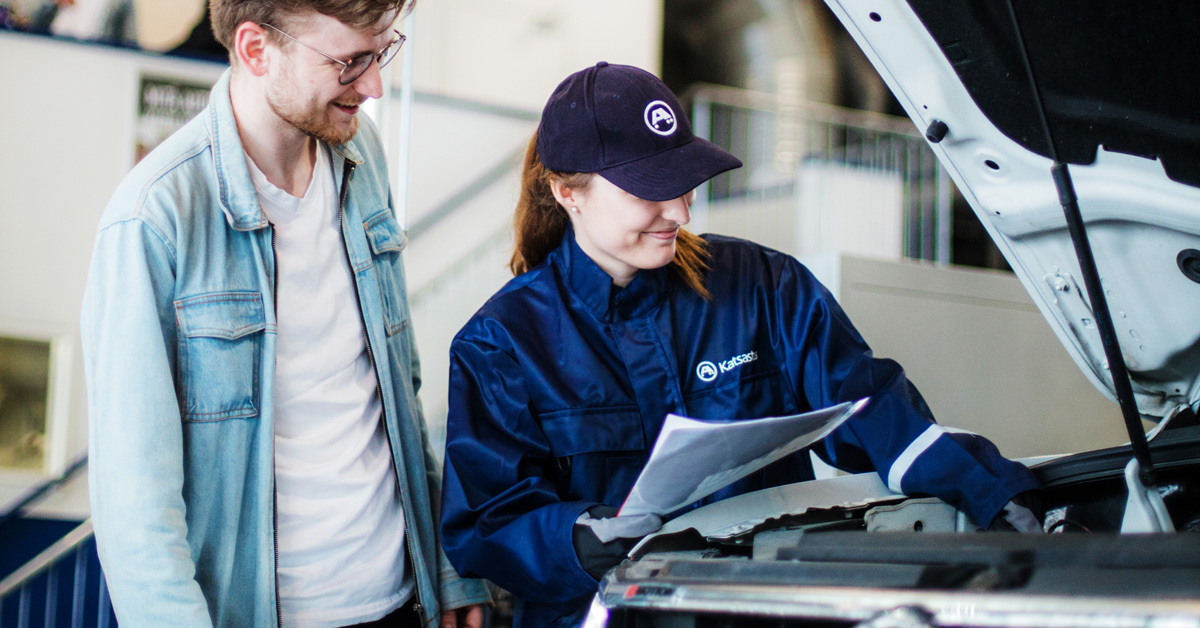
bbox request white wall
[704,165,905,262]
[397,96,537,230]
[0,32,225,515]
[409,0,663,111]
[806,254,1132,459]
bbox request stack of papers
[618,398,869,516]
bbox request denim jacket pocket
[175,291,266,422]
[363,210,410,336]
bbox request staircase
[0,459,113,628]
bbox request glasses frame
[259,23,406,85]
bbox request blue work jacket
[441,229,1040,628]
[81,70,489,628]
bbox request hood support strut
[1003,1,1159,489]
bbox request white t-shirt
[248,143,413,627]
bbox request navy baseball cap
[536,62,743,202]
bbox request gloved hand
[988,490,1045,533]
[572,505,663,579]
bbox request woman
[440,62,1041,628]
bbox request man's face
[264,11,395,145]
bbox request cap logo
[644,100,677,136]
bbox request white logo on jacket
[695,351,758,383]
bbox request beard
[266,75,361,146]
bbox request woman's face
[554,175,694,287]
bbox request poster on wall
[135,75,213,163]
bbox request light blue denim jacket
[81,70,490,628]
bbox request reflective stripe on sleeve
[886,424,976,493]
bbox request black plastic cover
[906,1,1200,188]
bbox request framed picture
[0,330,71,476]
[135,74,213,164]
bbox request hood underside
[823,0,1200,420]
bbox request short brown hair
[209,0,413,54]
[510,132,712,299]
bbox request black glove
[572,505,663,579]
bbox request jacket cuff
[973,474,1044,530]
[437,546,494,611]
[561,501,607,594]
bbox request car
[585,2,1200,626]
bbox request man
[80,1,489,626]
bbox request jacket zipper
[269,222,283,628]
[335,158,424,620]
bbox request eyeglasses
[260,23,406,85]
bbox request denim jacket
[81,70,490,628]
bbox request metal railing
[687,84,952,263]
[0,456,88,528]
[0,519,114,628]
[0,457,114,627]
[407,146,526,240]
[409,225,516,452]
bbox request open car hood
[629,473,904,557]
[822,1,1200,421]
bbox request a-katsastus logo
[695,350,758,383]
[644,100,677,136]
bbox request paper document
[618,398,869,517]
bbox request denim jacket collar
[206,70,364,232]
